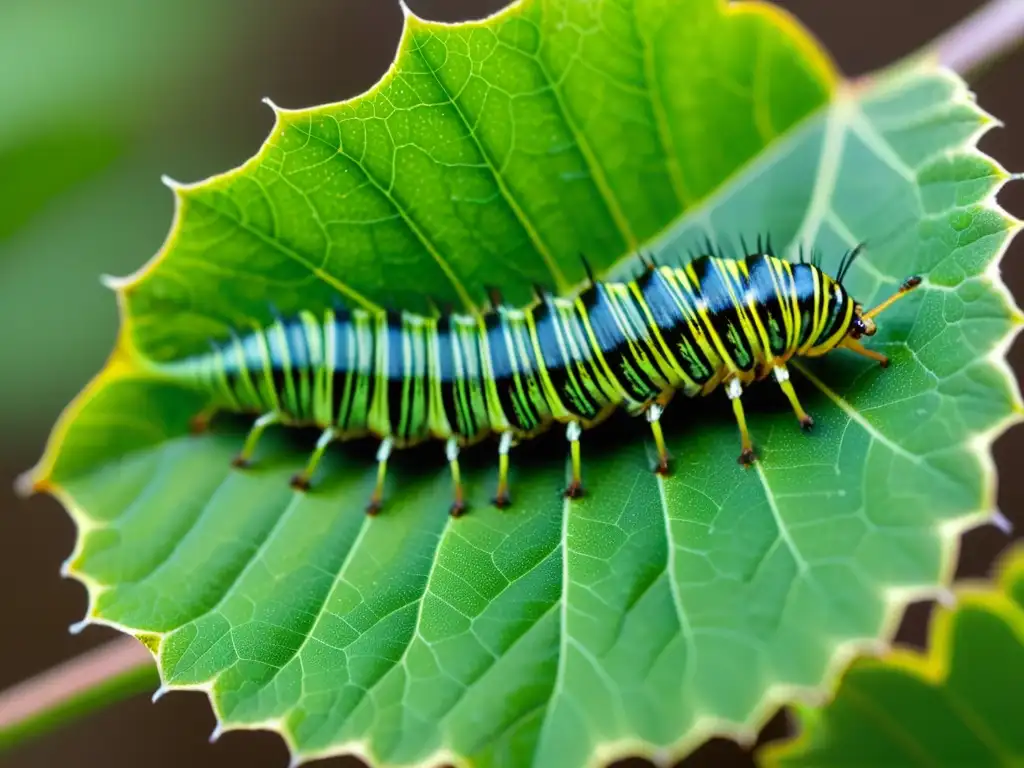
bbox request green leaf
[20,1,1023,767]
[759,543,1024,767]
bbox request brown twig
[933,0,1024,76]
[0,636,156,749]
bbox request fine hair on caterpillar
[164,238,922,517]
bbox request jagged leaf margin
[759,541,1024,766]
[17,3,1024,768]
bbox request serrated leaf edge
[42,88,1024,768]
[15,5,1023,768]
[757,542,1024,767]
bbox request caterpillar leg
[725,378,756,466]
[493,431,514,509]
[564,420,585,499]
[231,412,283,468]
[840,336,890,367]
[773,364,814,431]
[366,437,393,516]
[646,403,671,475]
[189,405,218,435]
[290,427,339,491]
[446,437,466,517]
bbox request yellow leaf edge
[12,2,1024,768]
[757,541,1024,768]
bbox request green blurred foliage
[0,0,233,234]
[0,0,244,431]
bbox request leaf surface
[759,543,1024,767]
[22,1,1023,766]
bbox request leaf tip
[398,0,422,23]
[151,685,169,704]
[13,467,43,499]
[99,272,128,292]
[991,509,1014,535]
[976,104,1004,129]
[261,95,291,116]
[209,722,224,743]
[160,173,185,191]
[68,617,91,636]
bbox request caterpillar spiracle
[161,240,922,516]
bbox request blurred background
[1,1,1021,767]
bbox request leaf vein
[184,191,381,312]
[289,116,477,312]
[164,490,303,682]
[412,34,572,294]
[533,12,637,253]
[633,4,690,207]
[532,496,572,765]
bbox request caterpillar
[167,240,921,516]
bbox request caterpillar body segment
[160,250,922,515]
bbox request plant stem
[0,636,157,753]
[933,0,1024,77]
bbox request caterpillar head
[848,310,876,339]
[795,241,922,364]
[838,275,923,365]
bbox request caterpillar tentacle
[156,250,922,516]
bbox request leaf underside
[23,1,1023,767]
[760,543,1024,767]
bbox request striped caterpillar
[168,240,921,516]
